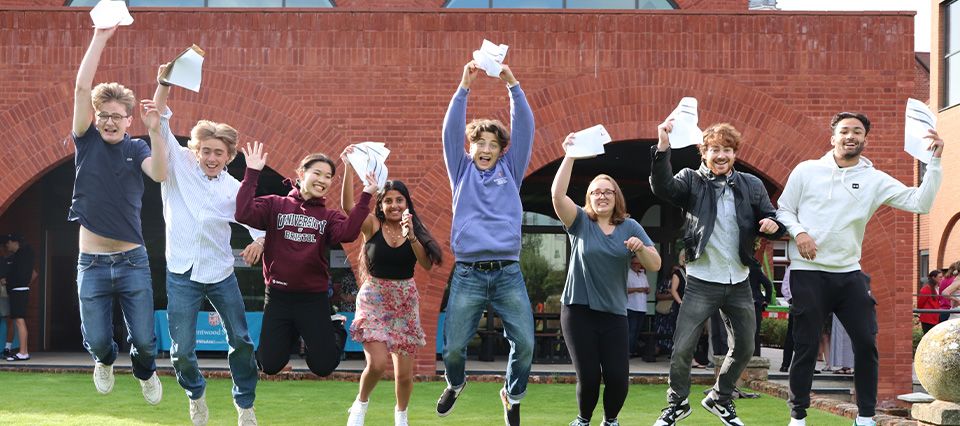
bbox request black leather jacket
[649,147,785,267]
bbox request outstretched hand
[499,64,519,86]
[925,129,945,158]
[657,118,674,151]
[461,61,482,90]
[93,25,119,41]
[241,141,268,171]
[340,144,355,164]
[361,170,379,194]
[139,99,161,132]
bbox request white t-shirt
[626,268,649,312]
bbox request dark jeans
[788,270,877,419]
[627,309,655,359]
[921,322,936,334]
[562,304,629,422]
[257,290,345,377]
[710,311,729,356]
[668,276,755,404]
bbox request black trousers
[257,290,345,377]
[753,302,764,357]
[561,304,629,422]
[781,311,795,369]
[788,270,877,419]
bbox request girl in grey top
[551,133,661,426]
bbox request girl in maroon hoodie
[236,141,378,376]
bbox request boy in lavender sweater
[436,60,535,426]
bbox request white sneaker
[189,395,209,426]
[347,398,368,426]
[395,407,409,426]
[788,418,806,426]
[139,372,163,405]
[236,401,258,426]
[93,362,114,394]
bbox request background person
[1,234,33,361]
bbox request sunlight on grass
[0,371,851,425]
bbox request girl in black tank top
[340,147,443,425]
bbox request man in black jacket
[650,121,784,426]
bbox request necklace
[380,222,406,247]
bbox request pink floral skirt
[350,276,425,356]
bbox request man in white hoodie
[777,112,944,426]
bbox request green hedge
[760,317,788,348]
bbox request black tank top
[365,229,416,280]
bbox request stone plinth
[912,401,960,425]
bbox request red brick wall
[0,6,918,403]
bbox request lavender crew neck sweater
[442,84,535,263]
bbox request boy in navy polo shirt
[70,25,167,404]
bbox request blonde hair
[189,120,239,162]
[91,82,136,115]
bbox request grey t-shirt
[561,207,654,316]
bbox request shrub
[760,317,788,348]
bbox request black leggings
[561,304,629,422]
[258,290,345,377]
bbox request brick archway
[0,66,919,398]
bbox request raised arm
[442,62,481,183]
[235,142,274,230]
[500,65,535,181]
[881,147,943,214]
[138,65,174,183]
[551,134,579,228]
[74,26,118,137]
[649,119,692,207]
[339,145,376,238]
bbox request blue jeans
[76,246,157,380]
[442,262,534,400]
[167,270,258,408]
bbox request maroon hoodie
[236,168,372,293]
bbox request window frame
[442,0,677,9]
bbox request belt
[459,260,517,272]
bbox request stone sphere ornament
[914,318,960,402]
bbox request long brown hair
[583,174,629,225]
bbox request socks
[4,342,11,349]
[788,418,806,426]
[855,416,874,425]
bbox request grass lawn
[0,371,850,425]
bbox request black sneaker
[701,395,744,426]
[1,348,10,359]
[653,399,692,426]
[499,388,520,426]
[436,383,464,417]
[779,365,789,373]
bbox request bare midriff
[79,225,141,253]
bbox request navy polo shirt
[68,122,151,245]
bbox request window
[919,249,930,285]
[944,0,960,108]
[770,240,790,302]
[445,0,675,9]
[68,0,333,7]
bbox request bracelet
[254,239,264,246]
[158,80,171,87]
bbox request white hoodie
[777,152,942,272]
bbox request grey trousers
[667,275,755,404]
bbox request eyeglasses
[590,189,616,198]
[96,112,130,123]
